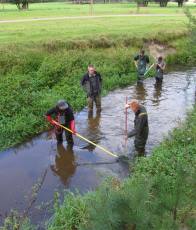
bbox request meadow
[0,15,187,45]
[0,2,195,20]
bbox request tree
[135,0,149,8]
[156,0,169,7]
[176,0,184,7]
[10,0,29,10]
[185,8,196,54]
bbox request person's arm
[81,75,85,86]
[162,62,166,70]
[136,113,147,136]
[98,73,102,83]
[81,74,89,94]
[157,62,165,70]
[45,108,57,125]
[145,56,150,70]
[97,73,102,91]
[146,56,150,64]
[70,120,76,135]
[68,108,76,135]
[127,129,137,138]
[134,55,139,69]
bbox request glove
[70,120,76,135]
[46,116,58,126]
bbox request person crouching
[45,100,76,146]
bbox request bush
[0,47,136,150]
[48,107,196,230]
[0,31,196,150]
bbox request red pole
[125,96,128,146]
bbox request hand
[134,60,138,67]
[51,120,59,126]
[72,130,77,135]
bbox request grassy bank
[47,106,196,230]
[0,32,195,151]
[0,15,187,44]
[0,44,136,151]
[0,5,195,151]
[0,3,194,45]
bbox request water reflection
[82,113,101,152]
[0,69,196,226]
[134,82,148,102]
[153,82,163,106]
[50,144,76,186]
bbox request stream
[0,68,195,226]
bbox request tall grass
[0,32,196,151]
[0,45,137,151]
[47,106,196,230]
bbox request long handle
[125,96,128,146]
[52,120,118,158]
[144,63,154,76]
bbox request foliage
[9,0,29,10]
[166,9,196,66]
[0,210,34,230]
[185,7,196,54]
[0,46,137,151]
[47,106,196,230]
[0,27,196,151]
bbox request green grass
[0,46,139,151]
[0,4,195,151]
[0,16,187,45]
[0,2,195,20]
[46,106,196,230]
[0,2,194,45]
[0,33,195,151]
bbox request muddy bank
[147,41,176,59]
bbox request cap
[57,100,68,110]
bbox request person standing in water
[125,99,149,156]
[81,64,102,117]
[134,50,150,83]
[155,56,166,84]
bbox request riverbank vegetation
[0,19,195,151]
[2,105,195,230]
[47,106,196,230]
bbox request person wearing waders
[134,50,150,83]
[125,100,149,156]
[45,100,76,146]
[81,64,102,117]
[155,56,166,84]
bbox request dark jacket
[128,105,149,149]
[45,105,74,125]
[81,72,102,97]
[156,61,165,79]
[134,55,150,75]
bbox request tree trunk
[178,1,183,7]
